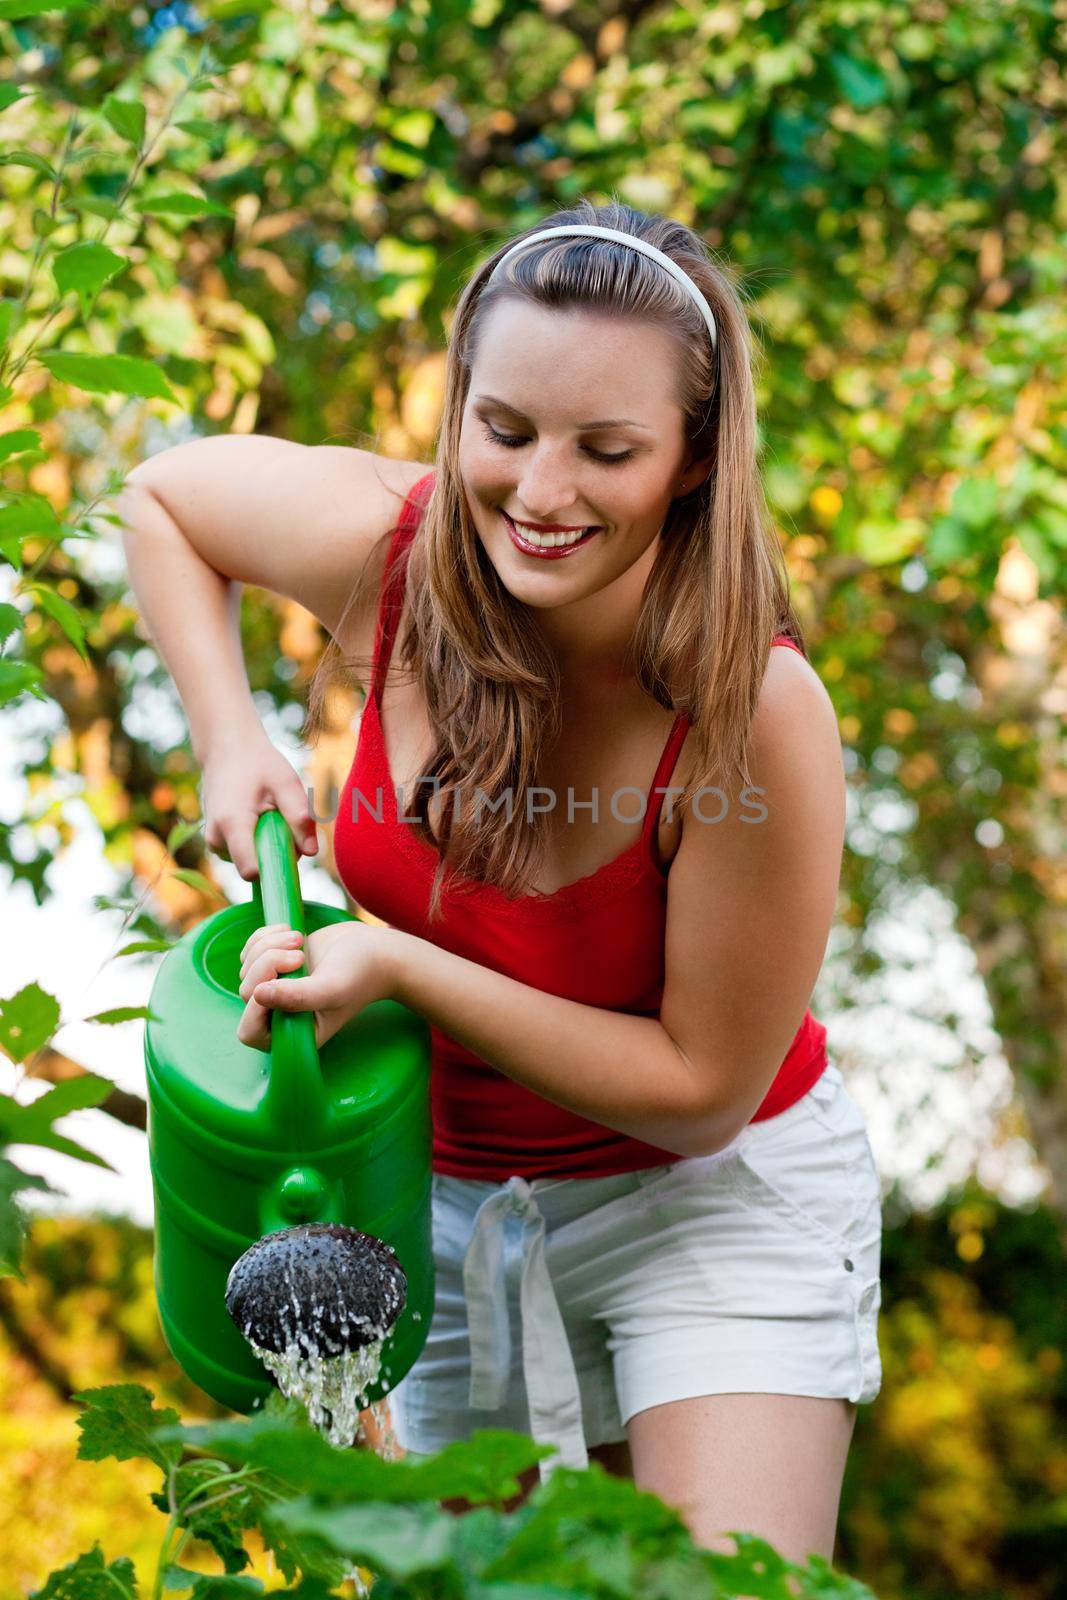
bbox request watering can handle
[250,810,328,1137]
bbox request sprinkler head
[225,1223,407,1359]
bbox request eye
[480,421,636,466]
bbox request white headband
[487,223,718,354]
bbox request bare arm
[658,645,845,1140]
[117,482,263,765]
[116,435,428,876]
[381,931,727,1158]
[120,434,428,640]
[370,649,843,1158]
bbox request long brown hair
[306,197,805,923]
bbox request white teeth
[512,520,590,548]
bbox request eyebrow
[474,393,654,432]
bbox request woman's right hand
[200,735,319,881]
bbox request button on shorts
[387,1062,883,1482]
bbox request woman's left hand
[236,920,395,1053]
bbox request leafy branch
[29,1383,878,1600]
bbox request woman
[120,199,882,1566]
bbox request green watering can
[145,808,434,1413]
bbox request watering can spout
[225,1223,408,1361]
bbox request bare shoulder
[300,450,432,648]
[660,643,846,1136]
[673,641,840,805]
[757,640,838,741]
[736,642,843,826]
[122,434,431,646]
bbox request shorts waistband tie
[462,1174,588,1483]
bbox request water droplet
[250,1334,389,1450]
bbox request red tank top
[333,470,829,1180]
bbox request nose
[514,441,584,524]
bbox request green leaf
[0,1155,54,1281]
[0,0,92,13]
[150,1462,253,1576]
[26,582,88,662]
[163,1572,265,1598]
[0,428,45,465]
[116,938,173,958]
[129,294,200,357]
[0,1074,115,1169]
[189,1580,265,1599]
[0,150,58,180]
[267,1498,461,1578]
[102,94,146,147]
[9,1074,113,1119]
[0,981,61,1063]
[175,118,222,140]
[269,1581,336,1600]
[170,866,225,897]
[167,819,203,855]
[1031,502,1067,549]
[0,297,21,345]
[854,517,923,566]
[83,1004,160,1024]
[0,495,64,541]
[0,659,45,703]
[387,109,434,149]
[0,84,27,111]
[161,1568,199,1592]
[74,1384,182,1471]
[38,350,179,403]
[0,601,24,645]
[52,240,127,319]
[165,1413,552,1509]
[829,52,889,109]
[925,516,974,570]
[27,1544,138,1600]
[71,195,126,223]
[951,476,999,531]
[140,192,233,220]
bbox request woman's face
[458,300,694,654]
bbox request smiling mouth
[501,510,602,555]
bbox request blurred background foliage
[2,0,1066,1595]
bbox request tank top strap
[638,632,803,856]
[370,468,436,708]
[771,630,804,657]
[640,709,692,852]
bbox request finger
[239,925,302,967]
[212,823,258,882]
[250,973,323,1012]
[238,934,303,984]
[239,947,306,1002]
[232,831,261,881]
[238,929,295,977]
[236,996,272,1053]
[275,785,319,858]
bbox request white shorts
[388,1063,883,1482]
